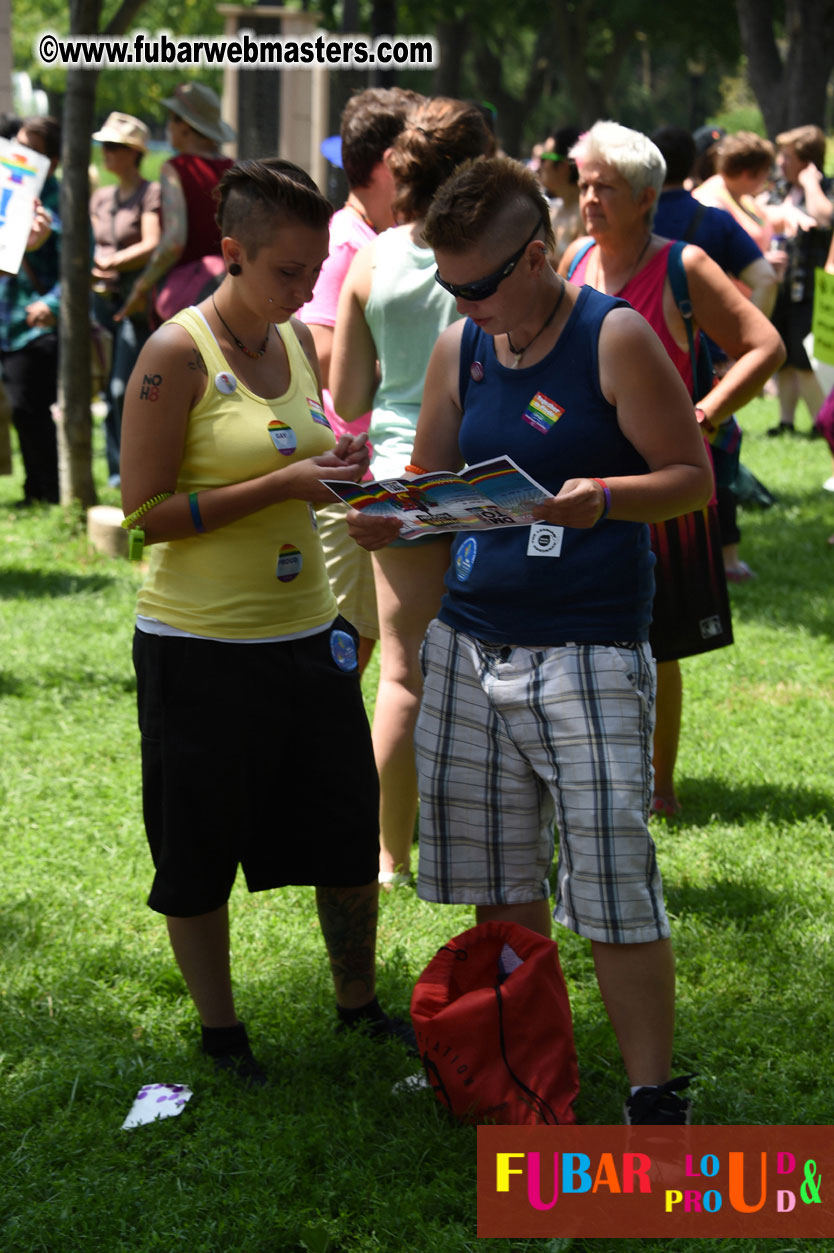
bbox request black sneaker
[375,1014,418,1055]
[624,1074,695,1124]
[337,1011,418,1055]
[201,1021,267,1086]
[208,1047,268,1087]
[766,422,796,436]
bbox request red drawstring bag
[410,921,579,1125]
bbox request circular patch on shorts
[455,535,477,581]
[268,419,297,456]
[276,543,303,582]
[330,629,358,671]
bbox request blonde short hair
[570,121,666,201]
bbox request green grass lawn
[0,396,832,1252]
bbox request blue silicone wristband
[188,491,205,533]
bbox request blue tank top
[439,285,655,645]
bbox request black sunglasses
[434,219,543,303]
[102,141,130,152]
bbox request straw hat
[92,112,149,153]
[161,82,236,146]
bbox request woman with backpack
[561,122,784,818]
[348,153,712,1122]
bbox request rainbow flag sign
[0,138,51,276]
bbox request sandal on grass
[650,795,682,819]
[378,869,412,889]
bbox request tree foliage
[389,0,740,154]
[16,0,231,130]
[736,0,834,136]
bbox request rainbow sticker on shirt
[307,397,331,429]
[276,543,303,582]
[268,418,297,456]
[521,391,564,435]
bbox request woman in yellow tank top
[120,158,414,1081]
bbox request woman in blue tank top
[349,157,713,1125]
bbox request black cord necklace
[211,294,270,360]
[347,196,377,232]
[506,277,566,368]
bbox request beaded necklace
[211,294,270,360]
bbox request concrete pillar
[216,4,328,188]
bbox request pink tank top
[572,241,694,395]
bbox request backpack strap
[667,240,718,406]
[683,202,707,243]
[666,241,699,400]
[566,238,595,281]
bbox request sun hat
[91,112,149,153]
[161,82,236,146]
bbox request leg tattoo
[315,883,378,1007]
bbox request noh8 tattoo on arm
[140,372,162,402]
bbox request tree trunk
[471,30,557,161]
[551,0,636,127]
[370,0,397,88]
[58,0,147,508]
[736,0,834,135]
[59,3,101,508]
[433,18,469,99]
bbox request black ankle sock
[201,1021,251,1058]
[337,997,385,1029]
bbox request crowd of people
[1,84,234,498]
[3,84,833,1125]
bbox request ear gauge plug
[228,262,242,276]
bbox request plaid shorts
[414,619,669,944]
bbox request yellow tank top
[137,307,338,638]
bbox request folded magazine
[323,456,552,540]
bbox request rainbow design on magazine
[465,464,524,490]
[345,484,399,509]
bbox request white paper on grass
[122,1082,193,1129]
[0,139,52,277]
